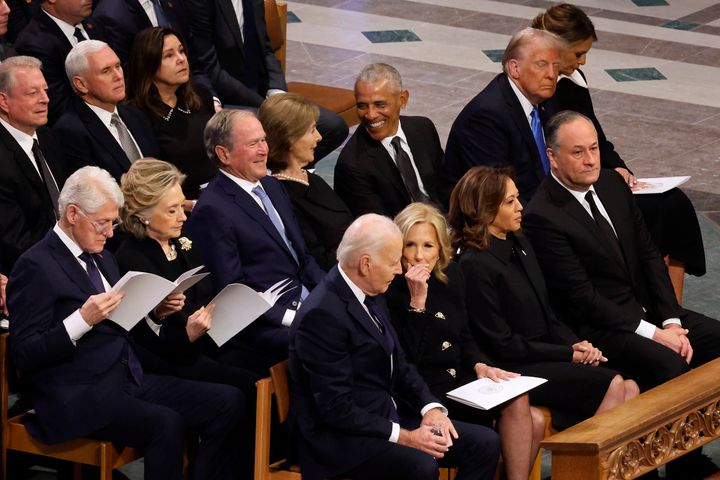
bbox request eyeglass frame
[74,206,121,235]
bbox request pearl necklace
[273,170,309,186]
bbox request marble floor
[17,0,720,478]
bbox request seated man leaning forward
[8,166,245,480]
[289,214,500,480]
[186,109,325,371]
[523,111,720,391]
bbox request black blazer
[442,73,550,206]
[334,115,444,218]
[14,9,107,125]
[456,234,578,365]
[8,230,136,444]
[523,172,681,342]
[288,265,439,479]
[53,100,161,183]
[184,0,287,107]
[542,70,628,171]
[279,172,353,271]
[0,39,16,60]
[0,124,66,275]
[5,0,40,43]
[386,262,492,391]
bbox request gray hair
[65,40,111,89]
[204,109,256,167]
[58,166,124,217]
[545,110,593,151]
[337,214,401,268]
[501,27,566,75]
[0,56,42,94]
[355,63,403,93]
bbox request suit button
[441,341,451,351]
[292,301,298,307]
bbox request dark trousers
[88,373,244,480]
[341,418,500,480]
[597,310,720,390]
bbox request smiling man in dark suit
[13,0,107,125]
[0,56,66,275]
[53,40,159,183]
[335,63,444,218]
[289,214,499,480]
[523,110,720,391]
[186,109,325,372]
[8,165,245,480]
[440,28,564,206]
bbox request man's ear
[72,76,89,96]
[214,145,229,166]
[399,89,409,109]
[358,254,371,277]
[506,59,520,80]
[0,92,9,116]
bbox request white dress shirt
[86,103,144,157]
[0,118,60,191]
[43,9,89,46]
[380,121,429,197]
[138,0,159,27]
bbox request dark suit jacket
[0,124,66,275]
[186,173,325,351]
[442,73,549,206]
[53,100,160,183]
[0,39,16,60]
[288,265,439,479]
[523,171,682,345]
[184,0,287,107]
[5,0,40,43]
[542,70,628,171]
[456,234,578,365]
[13,9,107,125]
[334,116,444,218]
[7,230,135,444]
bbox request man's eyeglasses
[75,207,121,234]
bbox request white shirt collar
[558,69,588,89]
[0,117,39,167]
[379,120,407,150]
[219,169,263,196]
[86,103,119,130]
[42,9,87,46]
[551,171,595,202]
[507,76,535,123]
[338,264,367,306]
[53,223,84,259]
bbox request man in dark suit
[0,56,66,275]
[54,40,159,183]
[523,110,720,390]
[289,214,500,480]
[0,0,15,59]
[183,0,347,161]
[334,63,443,218]
[186,109,325,370]
[13,0,106,125]
[8,165,245,480]
[441,28,564,206]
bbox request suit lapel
[512,235,555,320]
[77,101,132,173]
[47,231,98,298]
[359,128,410,201]
[403,116,436,196]
[0,124,46,196]
[593,176,637,281]
[218,0,246,54]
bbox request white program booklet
[446,376,548,410]
[633,176,690,195]
[206,278,294,347]
[108,266,209,331]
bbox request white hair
[65,40,112,93]
[58,166,124,216]
[355,63,403,93]
[0,56,42,94]
[337,214,401,268]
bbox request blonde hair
[394,203,452,284]
[120,158,186,239]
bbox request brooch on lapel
[435,311,445,320]
[446,368,457,378]
[178,237,193,251]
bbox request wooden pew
[541,357,720,479]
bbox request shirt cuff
[145,316,162,336]
[64,309,93,345]
[389,422,400,443]
[662,318,682,328]
[266,89,286,98]
[421,403,448,417]
[635,319,656,339]
[281,308,296,327]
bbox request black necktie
[73,26,87,43]
[585,191,624,263]
[363,296,395,353]
[78,252,105,293]
[390,136,429,203]
[32,140,60,219]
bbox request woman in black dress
[448,166,639,430]
[533,4,705,301]
[386,202,545,480]
[126,27,217,210]
[116,159,258,478]
[258,92,354,270]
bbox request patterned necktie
[364,296,395,353]
[585,191,624,263]
[32,139,60,219]
[73,26,87,44]
[390,136,429,203]
[111,113,141,163]
[530,107,550,174]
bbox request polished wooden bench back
[541,357,720,479]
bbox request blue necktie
[363,296,395,353]
[252,186,309,299]
[152,0,170,27]
[530,107,550,174]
